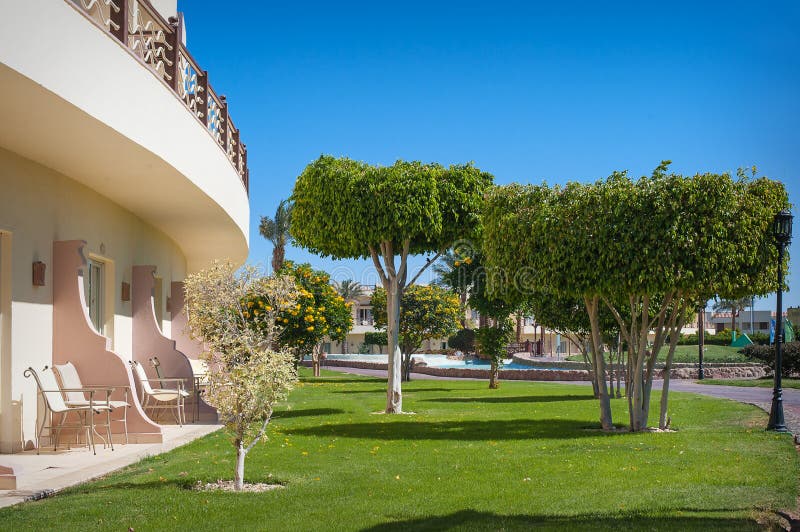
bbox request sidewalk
[0,423,220,508]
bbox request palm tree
[259,199,292,272]
[713,297,752,332]
[433,250,469,327]
[332,279,365,354]
[333,279,365,302]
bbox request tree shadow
[301,377,386,384]
[422,394,594,404]
[291,418,624,441]
[360,509,759,531]
[332,387,457,395]
[272,408,346,419]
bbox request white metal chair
[53,362,130,444]
[24,366,113,454]
[131,360,185,425]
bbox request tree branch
[406,249,443,289]
[369,245,388,288]
[245,410,272,453]
[397,239,411,289]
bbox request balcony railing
[67,0,249,192]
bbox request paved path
[0,423,221,508]
[325,366,800,438]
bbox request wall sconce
[121,282,130,302]
[32,261,46,286]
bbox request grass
[700,377,800,390]
[567,345,749,364]
[0,369,796,531]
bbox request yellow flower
[454,261,461,267]
[283,318,289,323]
[305,315,314,322]
[247,302,254,308]
[465,257,472,265]
[265,305,273,311]
[258,301,265,307]
[306,326,314,332]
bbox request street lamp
[767,209,793,432]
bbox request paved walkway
[0,423,220,508]
[325,366,800,437]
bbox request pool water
[321,354,552,371]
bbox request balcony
[0,0,250,268]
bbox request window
[759,322,769,330]
[358,307,373,326]
[85,259,104,334]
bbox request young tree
[475,318,515,388]
[483,166,787,431]
[183,262,298,491]
[371,285,461,381]
[272,262,353,376]
[291,156,492,412]
[259,198,293,272]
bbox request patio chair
[131,360,185,425]
[24,366,113,455]
[186,358,209,423]
[53,362,130,444]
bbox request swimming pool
[321,354,551,371]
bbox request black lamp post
[767,209,793,432]
[696,303,705,380]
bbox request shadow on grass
[422,394,593,404]
[360,509,759,532]
[292,418,623,441]
[301,377,386,384]
[332,387,457,395]
[273,408,346,419]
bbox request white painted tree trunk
[385,281,403,413]
[235,441,246,491]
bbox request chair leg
[106,409,114,451]
[36,409,48,455]
[88,410,96,455]
[123,406,129,445]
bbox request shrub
[364,331,388,347]
[741,341,800,376]
[448,328,476,354]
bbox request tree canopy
[483,165,788,430]
[291,155,493,412]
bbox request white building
[0,0,250,477]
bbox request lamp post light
[767,209,793,432]
[697,303,705,380]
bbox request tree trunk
[582,345,599,398]
[235,440,246,491]
[585,296,613,430]
[385,281,403,413]
[271,245,285,273]
[659,313,685,429]
[489,360,499,389]
[516,315,523,342]
[402,352,412,382]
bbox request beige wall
[0,147,186,451]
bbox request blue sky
[179,0,800,310]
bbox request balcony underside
[0,0,249,270]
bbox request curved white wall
[0,0,250,269]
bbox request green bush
[741,341,800,377]
[448,328,476,354]
[364,331,387,346]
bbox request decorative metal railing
[68,0,249,192]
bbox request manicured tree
[475,319,515,388]
[273,262,352,376]
[483,165,787,431]
[183,261,298,491]
[259,198,293,272]
[447,250,521,387]
[291,156,492,412]
[371,285,462,381]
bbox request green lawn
[700,377,800,390]
[0,369,796,531]
[567,345,749,364]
